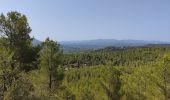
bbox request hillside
[1,8,170,100]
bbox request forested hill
[59,45,170,100]
[1,11,170,100]
[62,45,170,68]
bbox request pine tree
[0,11,34,71]
[39,37,62,96]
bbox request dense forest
[0,11,170,100]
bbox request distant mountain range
[32,39,170,53]
[60,39,170,48]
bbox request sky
[0,0,170,42]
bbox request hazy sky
[0,0,170,42]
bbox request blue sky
[0,0,170,42]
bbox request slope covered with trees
[0,11,170,100]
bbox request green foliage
[0,11,37,71]
[120,66,160,100]
[38,37,63,96]
[153,53,170,100]
[0,11,31,49]
[4,73,34,100]
[0,47,13,99]
[120,53,170,100]
[61,65,121,100]
[0,11,39,99]
[62,46,170,67]
[1,11,170,100]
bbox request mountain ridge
[32,38,170,53]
